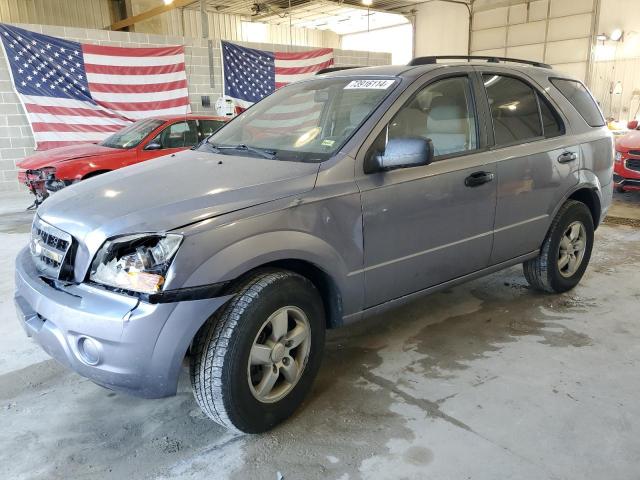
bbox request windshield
[100,119,164,149]
[205,77,397,162]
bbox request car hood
[38,149,320,258]
[616,130,640,150]
[17,143,121,169]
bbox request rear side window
[538,94,564,138]
[158,120,199,148]
[550,78,605,127]
[483,75,542,146]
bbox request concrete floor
[608,189,640,221]
[1,189,639,480]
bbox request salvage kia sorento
[15,57,613,433]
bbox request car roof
[149,114,230,122]
[318,62,580,83]
[318,64,428,79]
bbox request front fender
[54,153,133,180]
[182,230,361,316]
[189,230,348,285]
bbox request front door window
[388,76,478,158]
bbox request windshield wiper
[197,141,221,152]
[206,143,277,160]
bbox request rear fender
[551,170,606,227]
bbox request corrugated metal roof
[182,0,427,27]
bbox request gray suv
[14,57,613,433]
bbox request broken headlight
[89,234,183,294]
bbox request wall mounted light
[362,0,373,5]
[613,81,623,95]
[610,29,624,42]
[164,0,174,5]
[596,29,624,43]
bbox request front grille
[627,150,640,157]
[30,217,73,279]
[625,159,640,172]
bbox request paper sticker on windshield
[321,139,335,147]
[344,80,394,90]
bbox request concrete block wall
[0,24,390,192]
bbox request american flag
[221,40,333,112]
[0,24,191,150]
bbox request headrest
[391,108,428,137]
[426,96,467,134]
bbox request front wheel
[190,270,325,433]
[523,200,594,293]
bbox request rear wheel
[523,200,594,293]
[190,270,325,433]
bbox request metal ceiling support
[467,0,474,55]
[108,0,198,31]
[289,0,293,45]
[586,0,602,89]
[251,0,393,24]
[200,0,217,90]
[201,0,210,37]
[251,3,291,22]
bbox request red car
[18,114,228,205]
[614,120,640,192]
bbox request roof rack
[408,56,552,69]
[316,66,363,75]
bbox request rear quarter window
[550,78,605,127]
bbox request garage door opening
[342,22,413,65]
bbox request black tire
[190,269,325,433]
[523,200,594,293]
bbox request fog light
[77,336,101,366]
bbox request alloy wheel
[558,221,587,278]
[247,306,311,403]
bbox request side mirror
[145,141,162,151]
[627,120,638,130]
[365,137,433,174]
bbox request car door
[355,70,498,308]
[138,120,199,162]
[474,67,580,264]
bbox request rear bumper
[14,247,231,398]
[600,182,613,223]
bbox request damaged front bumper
[20,168,71,205]
[14,247,232,398]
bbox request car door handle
[557,151,577,163]
[465,171,494,187]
